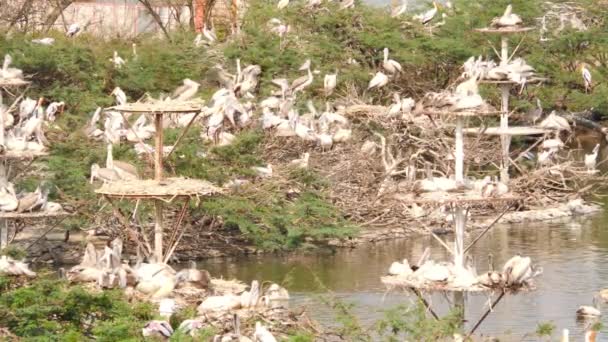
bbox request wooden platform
[474,27,535,34]
[95,177,223,199]
[108,101,205,114]
[0,79,30,87]
[381,275,490,293]
[420,109,501,118]
[0,150,48,159]
[463,126,551,136]
[393,191,521,206]
[0,210,69,219]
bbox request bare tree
[137,0,172,41]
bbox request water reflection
[200,212,608,339]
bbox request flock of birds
[388,249,541,290]
[63,238,283,340]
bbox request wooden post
[0,92,4,146]
[153,113,164,262]
[0,219,7,250]
[454,117,464,184]
[500,35,508,66]
[453,206,466,269]
[499,84,510,184]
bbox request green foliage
[0,245,27,260]
[375,303,462,341]
[0,275,154,340]
[535,321,556,339]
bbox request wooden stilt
[0,219,7,250]
[453,290,465,327]
[154,113,164,181]
[154,200,163,262]
[153,112,164,262]
[453,206,466,269]
[454,117,464,184]
[499,84,511,184]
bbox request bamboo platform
[108,101,205,114]
[0,150,48,159]
[393,192,521,206]
[421,110,501,118]
[381,275,490,293]
[479,78,548,85]
[474,27,535,34]
[0,79,30,87]
[463,126,551,136]
[95,178,223,200]
[0,210,69,219]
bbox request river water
[199,211,608,340]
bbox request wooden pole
[154,113,164,262]
[0,219,7,250]
[455,117,464,184]
[194,0,205,33]
[453,206,466,269]
[500,84,511,184]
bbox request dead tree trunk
[44,0,75,31]
[137,0,172,41]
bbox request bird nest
[474,27,535,34]
[95,178,223,200]
[0,79,30,87]
[381,275,490,293]
[479,78,548,85]
[0,210,69,219]
[108,101,204,114]
[393,191,521,207]
[420,110,502,118]
[463,126,552,136]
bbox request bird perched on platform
[581,63,592,93]
[111,87,127,106]
[491,5,523,28]
[526,98,542,125]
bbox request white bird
[32,37,55,45]
[388,259,412,276]
[277,0,289,9]
[382,48,402,74]
[111,87,127,106]
[339,0,355,10]
[66,23,81,37]
[368,71,389,90]
[581,63,592,93]
[252,164,273,178]
[491,5,523,28]
[539,111,571,131]
[576,305,601,318]
[333,128,352,143]
[415,1,439,25]
[90,163,120,184]
[178,319,205,337]
[0,255,36,277]
[290,153,310,169]
[391,0,407,18]
[45,101,64,122]
[142,320,173,338]
[324,71,337,96]
[110,51,126,69]
[172,78,200,101]
[203,24,217,43]
[19,97,38,121]
[585,143,600,172]
[254,322,277,342]
[291,62,314,94]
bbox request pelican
[45,101,64,122]
[0,184,18,212]
[254,322,277,342]
[388,259,412,276]
[339,0,355,10]
[333,128,352,142]
[526,98,542,125]
[1,54,23,80]
[178,319,206,337]
[539,111,571,131]
[585,143,600,172]
[265,283,290,301]
[542,135,564,151]
[106,143,138,180]
[132,43,137,59]
[110,51,126,69]
[415,1,439,25]
[502,255,534,286]
[198,294,241,312]
[316,132,333,151]
[277,0,289,9]
[290,153,310,169]
[0,255,36,277]
[90,163,120,184]
[382,48,402,74]
[324,71,337,96]
[172,78,200,101]
[19,97,38,121]
[291,62,313,94]
[576,304,601,318]
[175,261,211,289]
[581,63,592,93]
[66,23,81,37]
[368,71,389,90]
[252,164,273,178]
[142,321,173,338]
[391,0,407,18]
[84,107,104,138]
[203,23,217,43]
[32,37,55,45]
[111,87,127,106]
[491,5,523,28]
[17,186,45,213]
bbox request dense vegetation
[0,0,606,251]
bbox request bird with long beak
[580,63,592,93]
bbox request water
[199,211,608,340]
